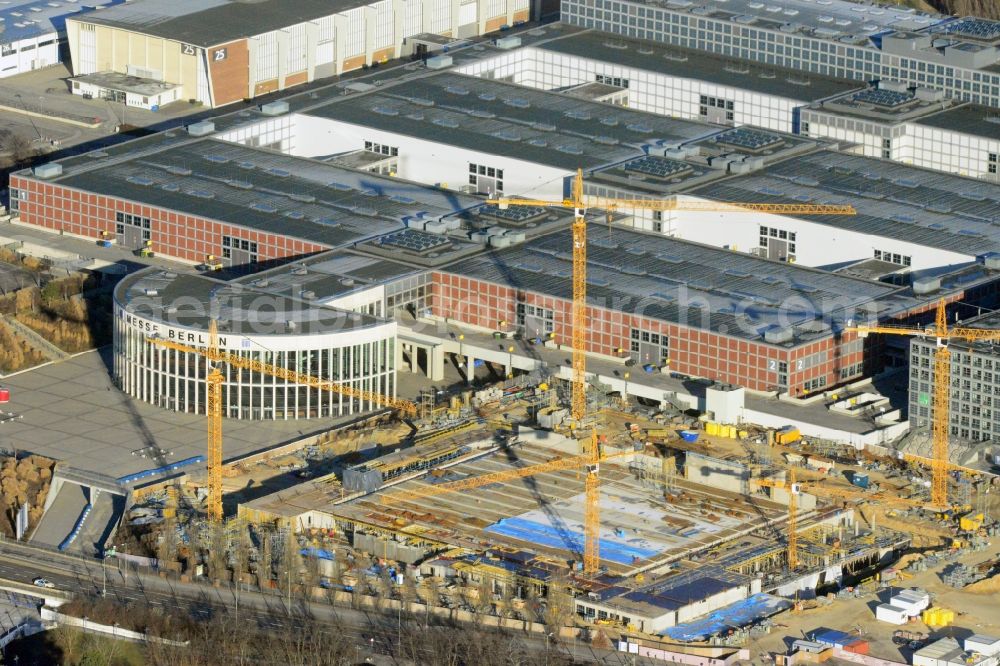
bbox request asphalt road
[0,539,653,665]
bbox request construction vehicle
[148,320,417,521]
[850,299,1000,508]
[380,432,633,575]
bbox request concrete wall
[683,451,748,494]
[740,407,909,448]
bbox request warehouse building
[12,61,1000,402]
[8,134,484,267]
[456,28,861,134]
[202,69,1000,275]
[64,0,530,108]
[0,0,120,78]
[561,0,1000,111]
[454,28,1000,181]
[216,70,720,200]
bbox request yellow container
[726,425,737,438]
[922,607,955,628]
[706,422,719,436]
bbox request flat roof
[31,137,481,250]
[914,103,1000,142]
[70,71,182,97]
[115,268,383,336]
[689,150,1000,256]
[625,0,943,40]
[440,223,911,345]
[72,0,373,47]
[0,0,120,45]
[116,267,384,334]
[303,72,718,171]
[236,249,422,303]
[534,30,860,101]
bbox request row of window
[873,250,912,267]
[469,163,504,179]
[364,140,398,157]
[699,95,734,111]
[116,212,151,229]
[595,73,630,89]
[803,376,827,392]
[516,303,554,336]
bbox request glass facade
[114,311,396,420]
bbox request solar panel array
[944,18,1000,41]
[379,229,451,253]
[478,204,547,222]
[852,88,913,108]
[622,155,692,179]
[715,127,783,151]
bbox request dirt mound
[963,574,1000,594]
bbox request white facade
[603,194,971,271]
[874,604,908,625]
[219,113,569,200]
[69,78,182,111]
[803,107,1000,179]
[0,30,60,77]
[114,290,398,421]
[458,46,811,134]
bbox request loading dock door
[117,225,145,251]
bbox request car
[33,578,55,589]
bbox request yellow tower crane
[489,169,854,573]
[848,299,1000,508]
[489,169,856,425]
[149,326,417,521]
[380,432,630,575]
[751,467,801,570]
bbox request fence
[40,608,188,647]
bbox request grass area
[6,628,146,666]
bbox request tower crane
[488,169,854,574]
[149,324,417,521]
[489,169,856,425]
[751,467,801,570]
[848,298,1000,508]
[380,432,629,575]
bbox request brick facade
[9,176,328,264]
[432,271,866,395]
[208,39,250,106]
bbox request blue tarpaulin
[484,517,659,565]
[662,593,793,642]
[300,547,335,560]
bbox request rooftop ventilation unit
[260,100,289,116]
[764,326,794,344]
[426,54,453,69]
[912,276,941,295]
[187,120,215,136]
[495,35,521,49]
[33,163,63,178]
[300,290,316,300]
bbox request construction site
[5,18,1000,661]
[109,354,996,647]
